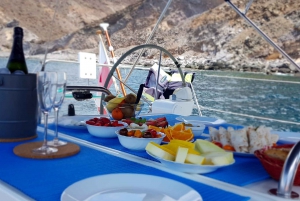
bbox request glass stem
[42,111,49,148]
[54,107,59,140]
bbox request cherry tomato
[86,120,95,125]
[148,129,157,137]
[212,141,223,148]
[94,122,103,126]
[223,145,235,151]
[104,123,111,127]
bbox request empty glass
[47,72,67,147]
[33,71,58,155]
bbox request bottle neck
[11,35,25,60]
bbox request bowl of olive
[115,128,165,151]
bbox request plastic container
[0,73,38,141]
[254,144,300,185]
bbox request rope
[204,74,300,84]
[201,106,300,125]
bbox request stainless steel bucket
[0,73,37,141]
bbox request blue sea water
[1,58,300,132]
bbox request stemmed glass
[47,72,67,147]
[33,71,58,155]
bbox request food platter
[204,138,256,157]
[57,115,109,130]
[176,116,226,126]
[61,173,202,201]
[146,151,234,174]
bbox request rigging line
[123,0,173,84]
[244,0,254,15]
[204,75,300,84]
[201,106,300,126]
[41,0,61,71]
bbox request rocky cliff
[0,0,299,74]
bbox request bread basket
[254,144,300,186]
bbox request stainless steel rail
[269,141,300,199]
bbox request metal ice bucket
[0,73,38,141]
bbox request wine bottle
[6,27,28,74]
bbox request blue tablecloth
[0,134,250,201]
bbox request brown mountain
[0,0,299,73]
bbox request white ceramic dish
[61,173,203,201]
[57,115,90,130]
[275,131,300,144]
[116,130,165,151]
[173,122,206,137]
[176,116,225,126]
[87,121,128,138]
[146,151,234,174]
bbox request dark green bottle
[6,27,28,74]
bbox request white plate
[58,115,108,130]
[146,151,234,174]
[275,131,300,144]
[61,173,202,201]
[176,116,225,126]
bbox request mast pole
[96,30,120,95]
[100,23,127,96]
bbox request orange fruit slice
[171,130,193,141]
[172,123,185,131]
[184,128,193,134]
[148,125,161,132]
[163,128,172,142]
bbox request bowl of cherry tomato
[116,128,166,151]
[85,117,128,138]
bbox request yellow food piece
[202,152,234,165]
[175,147,189,163]
[169,139,195,149]
[185,154,205,165]
[106,97,125,112]
[145,142,175,161]
[194,139,225,154]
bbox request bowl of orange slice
[148,123,194,143]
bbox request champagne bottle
[6,27,28,74]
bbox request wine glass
[47,72,67,146]
[33,71,58,155]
